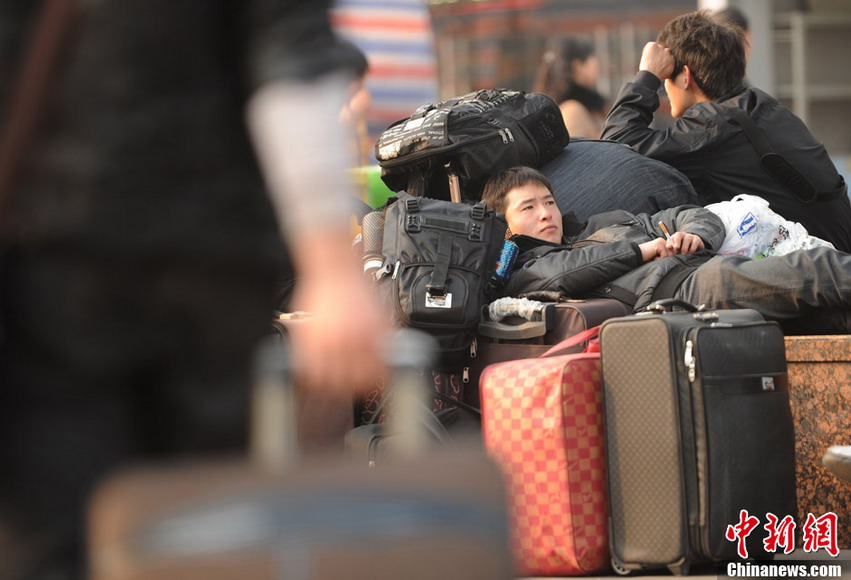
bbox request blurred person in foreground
[0,1,389,579]
[533,37,607,138]
[601,10,851,253]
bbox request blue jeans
[675,247,851,333]
[540,140,700,220]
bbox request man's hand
[639,238,669,262]
[639,42,676,80]
[287,231,391,397]
[666,231,705,255]
[639,232,705,262]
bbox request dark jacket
[505,205,726,312]
[601,71,851,253]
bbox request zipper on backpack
[378,131,509,166]
[500,128,515,143]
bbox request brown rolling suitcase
[88,331,514,580]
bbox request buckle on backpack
[425,288,452,309]
[405,198,420,213]
[405,214,421,232]
[471,204,486,221]
[469,222,483,241]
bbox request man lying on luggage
[481,166,851,334]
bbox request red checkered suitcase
[479,327,609,577]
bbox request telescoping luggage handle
[251,328,437,473]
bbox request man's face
[503,182,563,243]
[664,70,696,118]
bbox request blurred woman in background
[533,37,607,138]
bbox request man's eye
[545,200,556,206]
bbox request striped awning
[332,0,439,162]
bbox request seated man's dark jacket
[601,71,851,253]
[504,205,726,312]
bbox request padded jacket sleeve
[505,238,643,298]
[503,205,725,300]
[642,205,726,251]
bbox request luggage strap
[427,234,452,296]
[726,106,843,203]
[540,325,600,358]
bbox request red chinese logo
[763,513,796,555]
[802,512,839,557]
[726,510,761,559]
[725,511,840,558]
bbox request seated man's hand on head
[639,41,676,81]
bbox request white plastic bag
[704,194,835,258]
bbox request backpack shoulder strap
[725,105,822,203]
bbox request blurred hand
[639,42,676,80]
[288,231,391,397]
[247,80,391,397]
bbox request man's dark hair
[481,166,553,214]
[657,10,745,100]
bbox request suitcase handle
[540,325,600,358]
[252,328,437,471]
[646,298,703,313]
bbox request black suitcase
[599,299,797,575]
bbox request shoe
[822,445,851,483]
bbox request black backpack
[372,193,508,369]
[375,88,569,202]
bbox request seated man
[482,167,851,334]
[601,10,851,253]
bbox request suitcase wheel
[611,558,632,576]
[668,562,690,576]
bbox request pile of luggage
[354,88,800,576]
[87,89,814,579]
